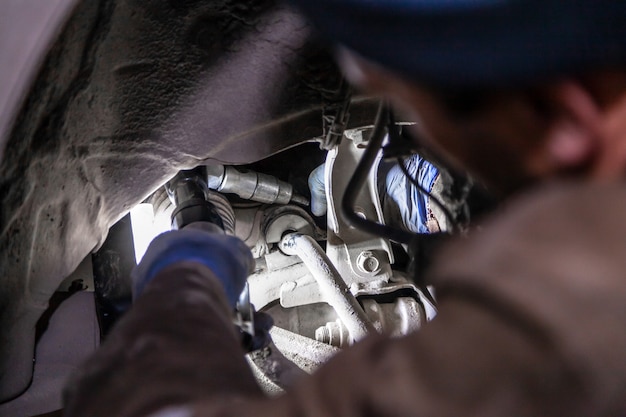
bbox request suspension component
[279,232,375,343]
[165,167,234,232]
[206,164,309,206]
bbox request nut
[356,250,380,274]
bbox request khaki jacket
[64,183,626,417]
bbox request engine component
[206,164,309,206]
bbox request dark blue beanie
[290,0,626,88]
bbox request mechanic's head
[291,0,626,194]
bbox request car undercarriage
[0,1,490,415]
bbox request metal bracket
[324,134,395,286]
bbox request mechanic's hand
[132,224,253,307]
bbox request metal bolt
[315,326,331,345]
[356,251,380,274]
[315,320,348,347]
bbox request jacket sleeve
[63,261,264,417]
[64,183,626,417]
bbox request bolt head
[357,251,380,274]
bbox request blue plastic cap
[290,0,626,88]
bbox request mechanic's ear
[540,80,602,171]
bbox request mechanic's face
[339,51,626,196]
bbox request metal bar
[279,233,375,342]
